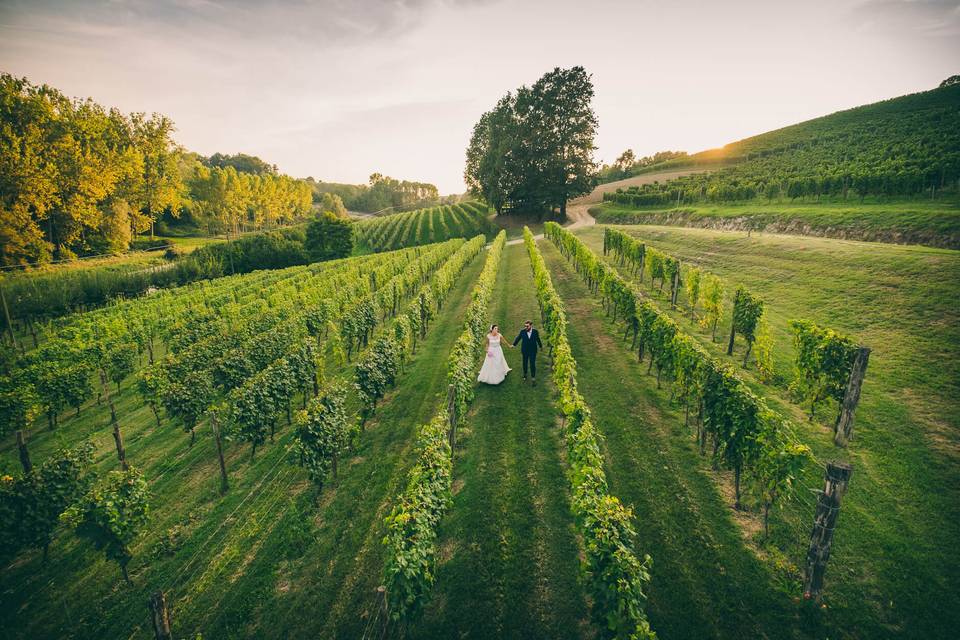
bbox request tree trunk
[726,322,736,355]
[803,462,853,602]
[151,404,162,428]
[834,347,870,447]
[121,562,132,585]
[113,422,128,471]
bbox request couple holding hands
[477,320,542,386]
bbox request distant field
[590,198,960,249]
[354,202,495,251]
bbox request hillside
[605,83,960,205]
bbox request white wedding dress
[478,334,511,384]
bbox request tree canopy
[465,66,598,216]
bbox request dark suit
[512,328,543,378]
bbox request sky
[1,0,958,194]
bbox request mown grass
[0,251,486,639]
[412,242,590,639]
[591,198,960,249]
[567,225,960,638]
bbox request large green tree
[464,66,598,216]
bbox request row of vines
[354,202,493,252]
[525,227,657,640]
[602,227,867,439]
[380,230,506,623]
[548,222,813,533]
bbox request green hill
[607,82,960,205]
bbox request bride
[478,324,512,385]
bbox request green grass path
[412,243,590,639]
[539,239,808,639]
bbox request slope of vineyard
[0,239,490,638]
[594,83,960,247]
[354,202,495,252]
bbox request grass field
[590,198,960,249]
[565,225,960,638]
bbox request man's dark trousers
[512,328,543,378]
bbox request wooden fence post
[16,430,32,474]
[803,461,853,602]
[446,384,457,450]
[99,367,126,469]
[0,283,17,351]
[834,347,870,447]
[149,590,172,640]
[113,422,128,471]
[211,413,229,494]
[671,267,681,307]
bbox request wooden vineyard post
[211,412,229,494]
[98,367,127,469]
[803,461,853,602]
[670,266,682,307]
[446,384,457,450]
[834,347,871,447]
[113,422,128,471]
[16,430,32,474]
[149,590,172,640]
[727,290,740,356]
[0,282,17,351]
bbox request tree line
[0,74,318,267]
[465,66,598,216]
[307,173,441,214]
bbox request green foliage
[465,66,598,214]
[0,376,41,437]
[382,413,453,620]
[600,83,960,207]
[305,212,354,261]
[295,383,351,490]
[62,466,150,581]
[732,286,764,345]
[754,311,775,382]
[0,442,94,560]
[547,222,810,520]
[447,230,507,424]
[526,226,656,639]
[789,319,860,420]
[354,202,493,252]
[335,173,439,213]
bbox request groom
[512,320,543,383]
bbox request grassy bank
[590,199,960,249]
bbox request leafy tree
[318,192,348,218]
[62,466,150,585]
[305,212,353,261]
[465,66,598,215]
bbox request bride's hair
[489,324,498,332]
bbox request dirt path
[502,166,712,245]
